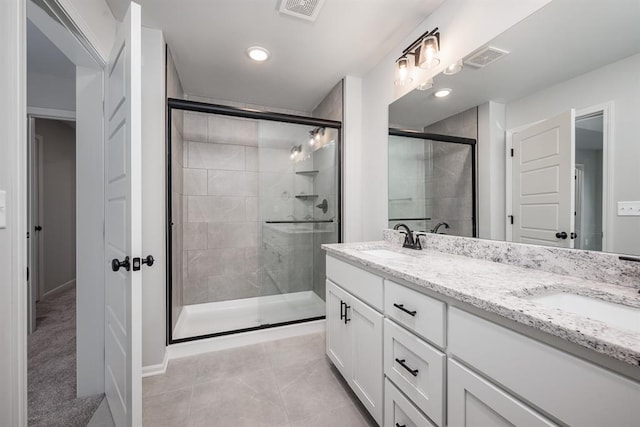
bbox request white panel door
[511,111,575,247]
[104,3,142,426]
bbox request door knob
[111,256,130,272]
[555,231,568,239]
[35,225,42,231]
[132,255,155,271]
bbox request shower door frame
[166,98,343,344]
[388,128,478,238]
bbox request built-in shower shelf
[295,194,319,199]
[295,170,319,175]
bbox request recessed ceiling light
[434,88,452,98]
[246,46,270,62]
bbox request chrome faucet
[431,222,450,234]
[393,223,423,250]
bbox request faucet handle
[414,233,426,250]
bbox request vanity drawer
[326,255,383,310]
[385,279,446,348]
[385,379,436,427]
[448,307,640,427]
[384,319,445,426]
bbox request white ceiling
[389,0,640,130]
[27,20,75,79]
[107,0,444,112]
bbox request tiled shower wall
[181,112,262,305]
[167,47,184,331]
[310,80,343,300]
[423,107,477,237]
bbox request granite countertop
[322,241,640,367]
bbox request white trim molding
[142,350,169,378]
[1,0,27,424]
[28,107,76,121]
[162,320,326,370]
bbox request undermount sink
[359,248,407,260]
[525,292,640,334]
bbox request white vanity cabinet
[326,257,384,424]
[325,253,640,427]
[448,307,640,427]
[447,359,557,427]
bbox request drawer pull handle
[340,300,346,320]
[344,304,351,324]
[393,303,416,316]
[396,424,406,427]
[395,358,419,376]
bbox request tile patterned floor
[143,333,377,426]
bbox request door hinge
[26,266,29,281]
[510,148,514,157]
[508,215,514,225]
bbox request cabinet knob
[555,231,568,239]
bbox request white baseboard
[42,279,75,299]
[142,350,169,378]
[165,319,326,363]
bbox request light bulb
[394,57,412,86]
[418,35,440,69]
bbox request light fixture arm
[397,27,440,63]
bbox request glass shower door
[257,120,340,327]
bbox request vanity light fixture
[417,34,440,69]
[394,57,412,86]
[434,88,452,98]
[246,46,270,62]
[443,59,463,75]
[416,78,434,91]
[290,145,302,159]
[308,127,325,146]
[394,27,440,87]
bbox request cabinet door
[348,295,384,425]
[326,280,350,376]
[448,360,557,427]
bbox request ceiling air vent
[279,0,325,22]
[464,46,510,69]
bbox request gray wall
[506,53,640,255]
[36,118,76,294]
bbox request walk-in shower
[167,99,341,342]
[388,129,476,237]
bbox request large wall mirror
[388,0,640,256]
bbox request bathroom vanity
[323,233,640,427]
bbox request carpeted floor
[28,285,103,427]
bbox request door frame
[505,102,612,248]
[575,103,612,252]
[28,113,77,308]
[5,0,112,422]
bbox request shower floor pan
[173,290,326,340]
